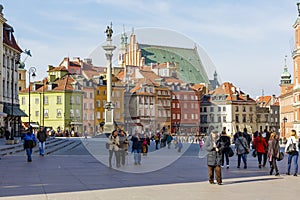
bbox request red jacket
[253,136,267,153]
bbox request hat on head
[211,130,218,134]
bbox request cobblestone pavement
[0,138,298,200]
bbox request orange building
[279,4,300,138]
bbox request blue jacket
[23,133,37,149]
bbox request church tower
[118,25,127,67]
[280,55,291,94]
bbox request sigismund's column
[102,23,116,133]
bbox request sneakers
[244,166,247,169]
[294,173,297,176]
[275,172,280,176]
[226,165,229,169]
[221,165,224,168]
[286,172,290,175]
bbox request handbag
[238,138,250,154]
[252,150,257,157]
[287,138,296,154]
[277,152,284,161]
[228,147,234,157]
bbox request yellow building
[19,66,83,135]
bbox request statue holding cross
[105,22,113,39]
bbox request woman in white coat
[285,129,299,176]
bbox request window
[249,107,253,112]
[35,111,39,117]
[90,92,93,98]
[57,96,62,104]
[97,90,100,95]
[235,106,239,112]
[243,106,246,112]
[218,116,221,122]
[76,96,81,104]
[173,113,176,119]
[184,103,187,109]
[223,107,226,112]
[84,103,87,110]
[242,115,246,123]
[90,103,94,109]
[44,96,48,105]
[90,113,94,120]
[97,100,101,108]
[84,113,88,120]
[57,109,62,117]
[223,116,226,122]
[210,107,214,112]
[97,112,100,119]
[203,107,207,112]
[235,114,239,123]
[177,114,180,119]
[184,114,188,119]
[70,109,74,117]
[76,109,80,117]
[44,110,49,117]
[70,97,75,104]
[218,107,221,112]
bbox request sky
[1,0,299,98]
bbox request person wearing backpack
[285,129,299,176]
[23,126,37,162]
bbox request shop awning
[3,105,28,117]
[70,122,83,125]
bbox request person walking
[253,132,268,168]
[219,131,231,169]
[285,129,299,176]
[37,126,47,156]
[154,131,160,150]
[118,130,129,166]
[23,126,37,162]
[131,129,143,165]
[268,132,280,176]
[235,131,249,169]
[205,130,222,185]
[106,130,120,168]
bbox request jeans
[237,153,247,167]
[39,141,45,155]
[26,148,32,161]
[221,149,229,166]
[287,152,299,174]
[133,149,141,164]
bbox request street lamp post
[28,67,36,125]
[283,117,287,138]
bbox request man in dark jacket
[131,130,143,165]
[37,126,47,156]
[205,130,222,185]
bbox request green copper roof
[139,44,209,84]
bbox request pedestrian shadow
[224,176,282,185]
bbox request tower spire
[280,55,291,85]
